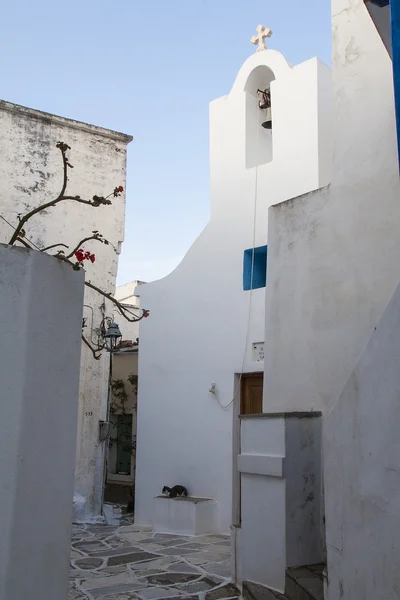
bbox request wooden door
[240,373,264,415]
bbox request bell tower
[209,28,333,216]
[251,25,274,131]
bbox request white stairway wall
[0,246,84,600]
[324,280,400,600]
[264,0,400,415]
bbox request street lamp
[104,322,122,352]
[100,320,122,512]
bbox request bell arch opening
[244,65,276,169]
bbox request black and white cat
[162,485,188,498]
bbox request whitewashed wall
[114,281,146,342]
[135,50,332,533]
[262,0,400,598]
[264,0,400,415]
[0,245,84,600]
[238,414,323,592]
[0,100,132,520]
[324,281,400,600]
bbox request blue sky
[0,0,331,285]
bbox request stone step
[285,564,326,600]
[242,580,290,600]
[242,564,326,600]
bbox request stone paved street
[69,519,239,600]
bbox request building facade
[134,42,332,533]
[236,1,400,598]
[0,100,132,520]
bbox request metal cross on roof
[251,24,273,52]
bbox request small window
[243,245,268,291]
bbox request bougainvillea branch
[8,142,122,245]
[2,142,150,359]
[16,236,33,249]
[65,232,109,260]
[82,332,106,361]
[50,244,148,324]
[84,279,148,323]
[41,243,69,252]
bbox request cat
[162,485,188,498]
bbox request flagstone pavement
[69,519,239,600]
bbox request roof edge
[0,99,133,144]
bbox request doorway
[240,372,264,415]
[232,372,264,530]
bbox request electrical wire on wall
[214,93,262,409]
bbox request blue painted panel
[370,0,389,7]
[392,0,400,165]
[243,245,268,291]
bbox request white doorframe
[232,373,242,527]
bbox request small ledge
[153,495,218,535]
[238,454,283,478]
[0,99,133,144]
[154,495,214,504]
[240,411,322,419]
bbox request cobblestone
[70,517,238,600]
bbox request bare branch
[41,243,69,252]
[65,234,109,260]
[84,279,147,323]
[9,145,69,244]
[54,253,147,324]
[82,333,104,360]
[8,196,111,245]
[61,195,112,207]
[6,141,142,363]
[8,145,115,245]
[59,142,69,198]
[15,237,34,249]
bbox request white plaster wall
[114,281,145,342]
[264,0,400,415]
[135,51,332,533]
[0,101,132,519]
[324,281,400,600]
[259,0,400,597]
[239,417,286,591]
[238,414,323,592]
[153,497,218,536]
[0,245,84,600]
[115,281,146,304]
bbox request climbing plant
[1,141,149,358]
[109,374,138,459]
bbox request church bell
[257,88,272,130]
[262,107,272,129]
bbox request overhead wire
[215,93,261,409]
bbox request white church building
[136,0,400,598]
[134,25,332,534]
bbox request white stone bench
[152,495,218,536]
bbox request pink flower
[113,185,124,197]
[74,248,96,265]
[75,249,85,262]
